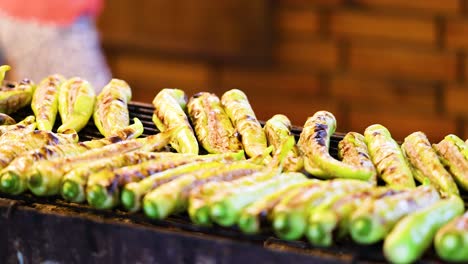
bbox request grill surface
[0,102,466,263]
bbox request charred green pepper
[402,132,459,196]
[152,88,198,154]
[0,129,78,170]
[306,187,405,247]
[86,151,243,209]
[31,75,65,131]
[350,185,440,244]
[433,134,468,191]
[145,159,265,221]
[93,79,132,137]
[435,211,468,262]
[264,114,303,172]
[187,92,242,154]
[0,119,144,195]
[27,129,174,196]
[0,65,36,114]
[338,132,377,185]
[0,113,15,126]
[238,180,320,234]
[364,124,416,188]
[298,111,373,180]
[221,89,269,161]
[0,115,35,137]
[383,195,464,264]
[57,77,96,133]
[61,151,181,203]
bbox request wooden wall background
[98,0,468,142]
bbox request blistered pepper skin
[32,75,65,131]
[221,89,269,160]
[187,92,242,154]
[298,111,373,180]
[402,132,459,197]
[93,79,132,137]
[364,124,416,188]
[152,88,199,154]
[57,77,96,133]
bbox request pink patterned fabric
[0,0,103,25]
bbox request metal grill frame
[0,102,462,264]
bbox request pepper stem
[0,65,11,84]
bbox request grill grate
[1,102,466,263]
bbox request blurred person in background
[0,0,111,92]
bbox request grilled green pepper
[221,89,269,161]
[145,159,264,221]
[433,134,468,191]
[0,113,15,126]
[93,79,132,137]
[350,185,440,245]
[152,88,198,154]
[298,111,373,180]
[0,119,144,195]
[435,211,468,262]
[264,114,303,172]
[187,92,242,154]
[338,132,377,185]
[0,115,36,137]
[86,152,243,209]
[306,187,404,247]
[57,77,96,133]
[402,132,459,196]
[61,151,179,203]
[238,180,320,234]
[209,172,308,227]
[364,124,416,188]
[0,65,36,114]
[122,161,233,212]
[31,75,65,131]
[0,129,78,170]
[27,130,174,196]
[187,156,277,226]
[272,178,371,241]
[383,195,464,264]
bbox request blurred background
[97,0,468,142]
[31,0,468,141]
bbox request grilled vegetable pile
[1,64,467,264]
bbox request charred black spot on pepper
[358,151,370,159]
[192,92,204,98]
[5,82,16,89]
[108,136,122,144]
